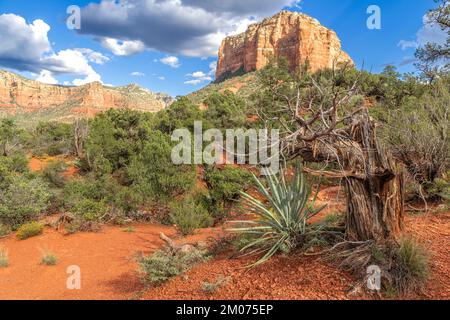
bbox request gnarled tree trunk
[343,112,405,242]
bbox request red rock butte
[0,70,172,122]
[216,11,354,80]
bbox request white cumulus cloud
[160,56,181,68]
[0,13,109,86]
[185,69,213,85]
[100,38,146,56]
[36,70,58,84]
[78,0,302,57]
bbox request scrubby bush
[85,109,196,206]
[202,276,230,294]
[426,176,450,204]
[381,76,449,199]
[85,109,154,173]
[72,198,108,222]
[232,232,258,251]
[0,175,51,228]
[0,247,8,268]
[126,131,196,201]
[41,252,58,265]
[0,223,11,237]
[203,91,246,128]
[16,222,44,240]
[334,237,430,296]
[155,97,205,134]
[393,238,429,293]
[0,153,29,191]
[123,226,136,233]
[42,160,67,188]
[170,197,214,235]
[0,119,27,156]
[30,122,74,156]
[63,176,108,208]
[204,166,252,220]
[139,246,209,286]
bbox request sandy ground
[0,184,448,300]
[0,224,222,300]
[140,212,449,300]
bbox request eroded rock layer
[0,70,172,122]
[216,11,353,80]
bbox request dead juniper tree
[73,119,88,158]
[253,59,405,243]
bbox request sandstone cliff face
[0,70,173,123]
[216,11,353,80]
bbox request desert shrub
[392,238,429,293]
[0,223,11,237]
[63,175,114,208]
[170,197,214,235]
[381,76,449,198]
[155,97,205,134]
[64,219,102,234]
[0,153,29,176]
[0,153,29,191]
[426,176,450,204]
[16,222,44,240]
[126,131,196,201]
[86,109,196,202]
[232,232,258,251]
[62,177,113,232]
[139,246,209,286]
[30,122,74,156]
[0,247,8,268]
[123,226,136,233]
[42,160,67,188]
[0,119,27,157]
[63,174,150,226]
[230,164,326,266]
[72,198,108,222]
[321,213,344,227]
[0,175,52,228]
[85,109,154,173]
[41,252,58,265]
[204,166,253,220]
[202,276,230,294]
[334,238,429,296]
[203,91,247,128]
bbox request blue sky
[0,0,442,96]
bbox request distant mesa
[0,70,173,123]
[216,11,353,81]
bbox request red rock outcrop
[0,70,172,122]
[216,11,353,80]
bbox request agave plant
[229,164,326,267]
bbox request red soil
[142,251,357,300]
[28,157,51,172]
[28,156,79,177]
[404,213,450,299]
[0,224,222,300]
[0,185,448,300]
[141,211,450,300]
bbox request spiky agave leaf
[229,163,327,267]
